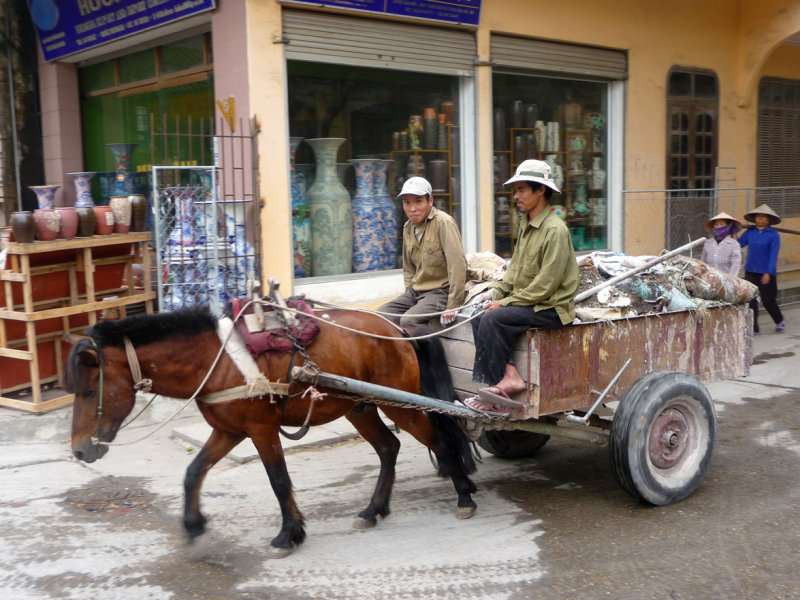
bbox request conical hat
[703,211,742,233]
[744,203,781,225]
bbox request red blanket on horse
[229,298,320,358]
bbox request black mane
[87,306,218,348]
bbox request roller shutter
[491,34,626,80]
[283,10,476,76]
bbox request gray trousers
[378,287,450,328]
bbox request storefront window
[288,60,461,279]
[492,73,609,256]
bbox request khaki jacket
[402,206,467,310]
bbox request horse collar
[123,337,153,393]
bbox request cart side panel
[530,305,751,417]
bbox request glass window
[287,60,461,279]
[161,36,206,74]
[79,61,116,94]
[120,48,156,84]
[492,72,609,255]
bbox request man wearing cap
[378,176,467,328]
[466,159,579,414]
[738,203,786,334]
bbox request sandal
[462,395,509,417]
[478,386,525,410]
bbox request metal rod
[574,237,706,303]
[291,366,478,417]
[742,223,800,236]
[566,358,632,425]
[509,420,610,446]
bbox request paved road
[1,307,798,600]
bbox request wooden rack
[0,232,155,413]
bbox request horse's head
[65,333,137,463]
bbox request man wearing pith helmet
[378,176,467,328]
[465,159,579,415]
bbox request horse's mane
[64,307,218,394]
[88,305,218,348]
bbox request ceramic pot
[423,113,437,150]
[76,206,96,237]
[306,138,352,276]
[107,143,137,196]
[128,194,147,232]
[10,211,35,243]
[290,137,312,278]
[29,185,60,210]
[109,195,131,233]
[440,100,454,124]
[408,115,423,150]
[56,207,78,239]
[407,154,426,179]
[493,108,507,150]
[33,209,60,241]
[428,159,448,193]
[93,206,115,235]
[69,172,96,208]
[511,100,524,129]
[349,159,383,273]
[525,104,539,128]
[374,160,398,269]
[437,117,448,150]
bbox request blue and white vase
[107,143,137,196]
[290,137,312,278]
[349,159,383,272]
[69,172,96,208]
[306,138,352,276]
[29,185,59,210]
[374,160,399,269]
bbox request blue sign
[28,0,216,62]
[280,0,481,27]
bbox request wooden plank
[0,392,74,413]
[0,347,34,359]
[0,291,155,321]
[4,232,150,254]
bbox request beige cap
[397,176,432,198]
[744,203,781,225]
[703,211,742,233]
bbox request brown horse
[65,305,477,557]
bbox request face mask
[713,224,730,241]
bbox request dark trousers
[471,306,564,385]
[745,271,784,331]
[378,287,449,328]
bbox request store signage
[27,0,216,62]
[280,0,481,27]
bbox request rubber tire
[477,430,550,459]
[609,371,715,506]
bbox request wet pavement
[0,304,798,599]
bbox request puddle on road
[61,475,156,514]
[752,351,795,365]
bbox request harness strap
[198,381,290,405]
[123,337,153,393]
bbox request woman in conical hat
[738,204,785,333]
[701,211,742,276]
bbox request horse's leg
[380,407,478,519]
[249,427,306,557]
[345,403,401,528]
[183,428,245,541]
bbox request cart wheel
[477,430,550,459]
[609,371,715,506]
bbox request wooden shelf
[0,232,155,413]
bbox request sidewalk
[1,302,797,460]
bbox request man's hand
[440,310,457,325]
[470,291,494,308]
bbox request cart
[293,303,751,506]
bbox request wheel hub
[649,407,689,468]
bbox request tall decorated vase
[29,185,59,210]
[107,143,137,196]
[374,160,398,269]
[290,137,312,278]
[69,172,96,208]
[349,159,383,272]
[306,138,352,276]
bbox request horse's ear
[64,333,85,347]
[78,347,100,367]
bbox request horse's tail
[406,326,478,477]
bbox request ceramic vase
[349,159,383,273]
[69,172,96,208]
[109,195,131,233]
[374,160,398,269]
[33,209,59,241]
[107,143,137,196]
[167,188,197,250]
[437,115,448,150]
[29,185,59,210]
[76,206,96,237]
[56,207,78,239]
[544,154,565,192]
[407,154,426,179]
[306,138,352,276]
[493,108,507,150]
[290,137,312,278]
[525,104,539,128]
[93,206,115,235]
[511,100,524,129]
[592,157,606,190]
[129,194,147,232]
[408,115,423,150]
[428,159,448,193]
[423,108,437,150]
[10,211,35,243]
[440,100,454,124]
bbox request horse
[65,304,478,557]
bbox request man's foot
[478,387,525,409]
[462,396,509,417]
[776,320,786,333]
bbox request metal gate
[150,117,260,315]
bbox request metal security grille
[150,117,260,315]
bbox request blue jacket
[738,226,781,275]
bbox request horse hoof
[456,505,477,520]
[352,517,377,530]
[267,545,294,559]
